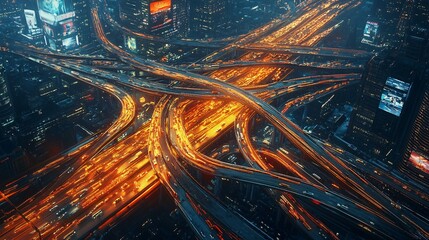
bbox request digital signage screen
[61,20,75,36]
[378,77,411,117]
[125,36,137,52]
[409,151,429,174]
[48,38,57,50]
[385,77,411,92]
[43,24,55,37]
[62,36,77,50]
[150,0,171,14]
[362,21,379,43]
[38,0,73,16]
[150,0,172,30]
[24,9,38,29]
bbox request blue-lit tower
[37,0,80,51]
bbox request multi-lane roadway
[1,0,429,239]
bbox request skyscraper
[403,27,429,61]
[402,0,429,59]
[0,64,14,128]
[413,0,429,28]
[352,0,429,164]
[73,0,94,46]
[20,0,44,41]
[346,51,421,164]
[190,0,226,38]
[119,0,150,32]
[118,0,187,58]
[0,0,20,19]
[364,0,429,49]
[399,0,429,179]
[361,0,405,47]
[402,70,429,177]
[37,0,80,51]
[119,0,175,36]
[172,0,189,37]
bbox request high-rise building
[149,0,175,36]
[412,0,429,28]
[393,0,413,46]
[119,0,175,36]
[0,0,20,19]
[0,64,14,128]
[19,0,44,41]
[0,0,22,36]
[364,0,429,48]
[403,27,429,61]
[119,0,188,58]
[172,0,189,37]
[401,69,429,177]
[398,0,429,178]
[346,51,422,164]
[402,0,429,59]
[354,0,428,160]
[190,0,226,38]
[360,0,404,47]
[119,0,150,32]
[73,0,94,46]
[37,0,80,51]
[106,0,120,19]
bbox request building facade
[190,0,226,38]
[0,64,14,128]
[402,71,429,176]
[172,0,189,37]
[37,0,80,51]
[119,0,178,37]
[346,52,421,164]
[119,0,150,32]
[73,0,94,46]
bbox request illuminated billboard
[48,38,57,50]
[61,20,75,36]
[409,151,429,174]
[150,0,172,30]
[378,77,411,117]
[124,36,137,52]
[62,36,77,50]
[43,24,55,37]
[385,77,411,92]
[38,0,75,26]
[150,0,171,13]
[362,21,379,44]
[24,9,38,29]
[37,0,73,16]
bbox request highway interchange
[1,0,429,239]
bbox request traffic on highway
[0,0,428,239]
